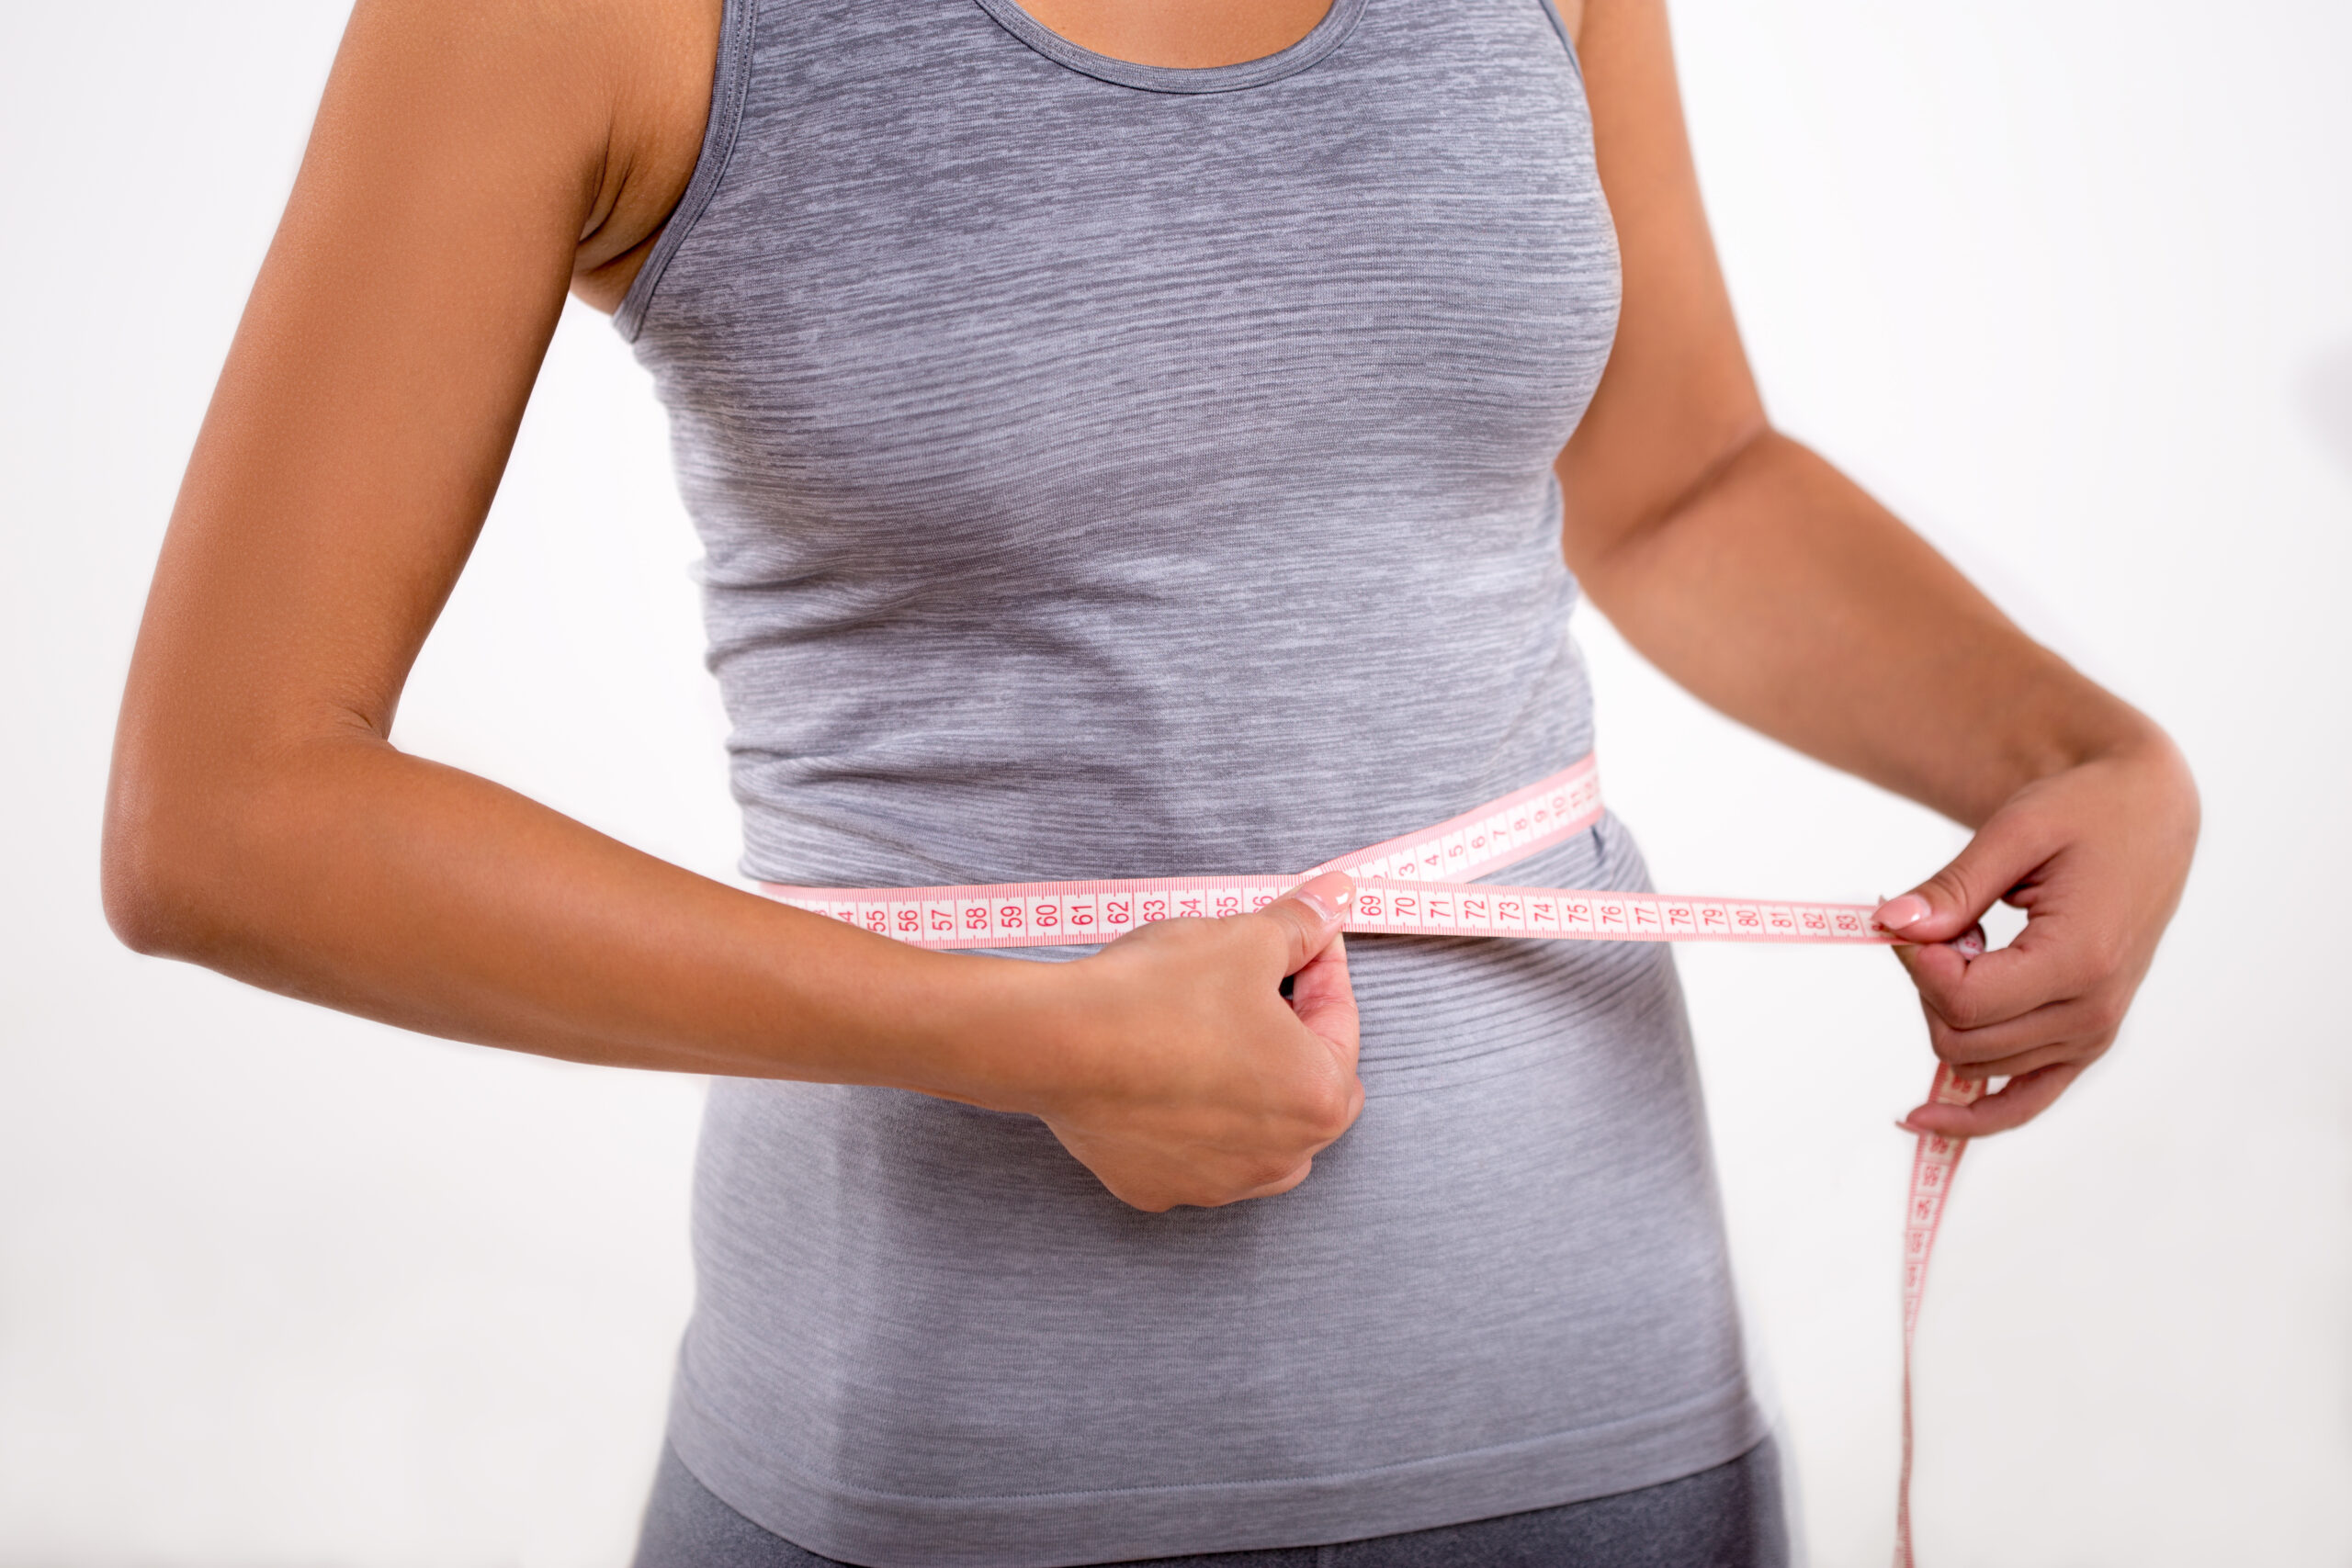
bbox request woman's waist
[730,749,1614,889]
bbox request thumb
[1257,872,1356,973]
[1874,807,2052,944]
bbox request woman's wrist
[2033,701,2193,810]
[1962,666,2179,826]
[850,941,1102,1118]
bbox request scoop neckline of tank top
[969,0,1370,94]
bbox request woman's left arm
[1556,0,2199,1136]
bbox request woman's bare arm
[102,0,1363,1211]
[1559,0,2199,1135]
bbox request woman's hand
[1875,732,2199,1137]
[1018,873,1363,1212]
[1555,3,2203,1145]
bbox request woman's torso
[622,0,1760,1560]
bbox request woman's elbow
[99,759,251,962]
[103,788,198,959]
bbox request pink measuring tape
[762,754,1975,1564]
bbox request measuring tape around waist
[760,752,1975,1566]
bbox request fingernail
[1874,894,1933,931]
[1288,874,1354,922]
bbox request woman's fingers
[1258,872,1356,976]
[1874,805,2058,949]
[1889,904,2111,1134]
[1261,890,1364,1144]
[1899,1058,2092,1137]
[1917,984,2127,1069]
[1878,742,2197,1138]
[1039,871,1368,1211]
[1284,931,1360,1069]
[1944,1035,2111,1084]
[1879,797,2113,1033]
[1893,910,2117,1032]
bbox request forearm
[1568,430,2164,827]
[102,721,1376,1208]
[101,729,1056,1105]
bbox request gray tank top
[620,0,1762,1560]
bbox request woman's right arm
[102,0,1361,1212]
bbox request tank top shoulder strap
[616,0,759,341]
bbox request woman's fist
[1023,872,1363,1211]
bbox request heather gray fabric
[618,0,1766,1562]
[634,1438,1790,1568]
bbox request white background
[3,2,2347,1563]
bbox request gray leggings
[631,1438,1789,1568]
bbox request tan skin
[105,0,2198,1214]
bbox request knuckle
[1301,1074,1356,1139]
[1939,992,1987,1032]
[1924,868,1973,906]
[1925,865,1993,916]
[1196,1179,1249,1210]
[1246,1156,1300,1190]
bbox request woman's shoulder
[310,0,721,314]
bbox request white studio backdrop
[3,2,2347,1564]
